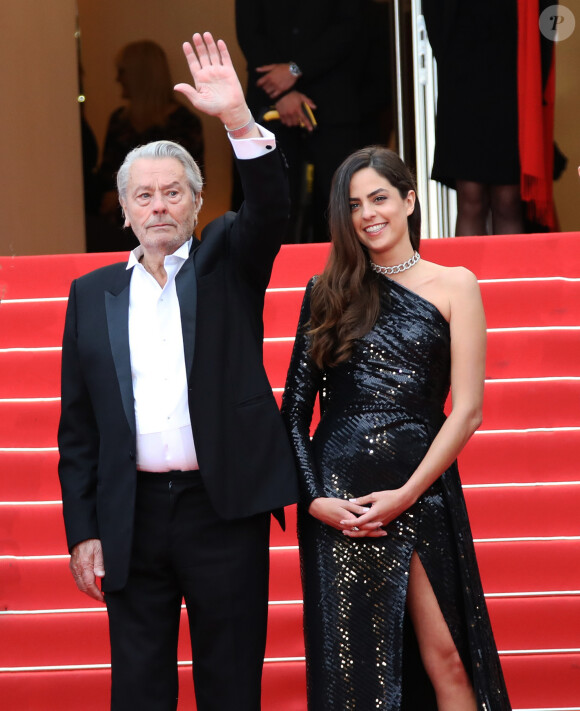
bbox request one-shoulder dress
[281,275,511,711]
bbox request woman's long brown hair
[309,146,421,369]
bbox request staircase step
[0,661,310,711]
[3,540,579,612]
[8,379,580,449]
[2,277,579,350]
[475,539,580,594]
[481,379,580,430]
[486,327,580,379]
[1,326,578,400]
[0,400,60,448]
[464,483,580,538]
[0,253,127,299]
[262,279,580,339]
[459,428,580,484]
[2,233,579,300]
[0,349,61,397]
[5,483,579,557]
[480,279,580,328]
[0,450,60,500]
[271,378,580,430]
[2,653,579,710]
[0,602,306,668]
[501,653,580,708]
[0,301,67,348]
[2,428,577,505]
[3,595,579,670]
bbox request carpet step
[1,652,579,710]
[0,450,60,500]
[263,279,580,338]
[2,540,580,612]
[270,233,580,284]
[0,301,68,348]
[2,278,579,350]
[458,428,580,484]
[4,380,580,448]
[2,234,579,300]
[262,328,580,389]
[0,655,308,711]
[4,483,580,557]
[501,653,580,708]
[0,604,305,669]
[1,429,578,504]
[2,596,579,669]
[0,253,128,300]
[268,378,580,431]
[4,327,580,400]
[2,428,579,505]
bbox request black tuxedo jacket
[58,148,299,591]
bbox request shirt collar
[126,237,192,270]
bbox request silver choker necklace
[370,251,420,276]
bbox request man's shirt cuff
[229,124,276,160]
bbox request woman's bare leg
[406,552,477,711]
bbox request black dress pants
[105,471,271,711]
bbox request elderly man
[58,33,298,711]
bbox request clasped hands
[308,488,411,538]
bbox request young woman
[281,147,511,710]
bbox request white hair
[117,140,203,206]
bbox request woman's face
[349,167,415,263]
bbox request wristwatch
[289,62,302,78]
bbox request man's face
[121,157,200,255]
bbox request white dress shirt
[126,125,276,472]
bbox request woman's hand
[309,497,387,538]
[340,489,413,538]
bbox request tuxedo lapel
[176,248,197,379]
[105,270,136,435]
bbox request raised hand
[174,32,249,128]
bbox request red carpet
[1,232,580,709]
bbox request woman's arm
[281,280,377,531]
[346,267,486,535]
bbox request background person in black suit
[235,0,364,242]
[58,31,298,711]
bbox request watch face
[289,63,301,77]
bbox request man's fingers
[201,31,221,65]
[182,41,200,75]
[216,38,231,66]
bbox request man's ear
[120,201,130,228]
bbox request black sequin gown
[281,276,511,711]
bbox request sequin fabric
[281,276,511,711]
